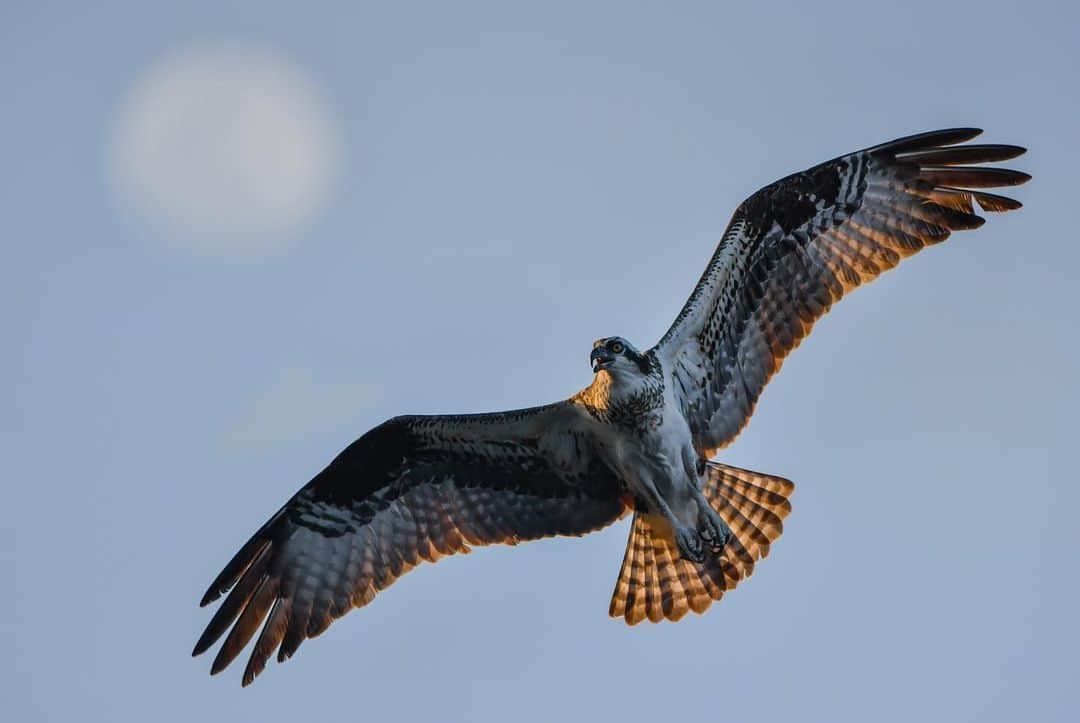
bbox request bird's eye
[611,341,624,354]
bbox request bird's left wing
[193,403,627,685]
[652,128,1029,456]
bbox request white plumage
[194,128,1028,684]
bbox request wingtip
[972,190,1025,213]
[873,127,985,156]
[242,653,267,686]
[897,143,1029,167]
[926,126,984,138]
[199,580,229,608]
[192,628,217,658]
[937,126,983,140]
[209,655,230,677]
[986,197,1023,212]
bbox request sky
[3,1,1078,721]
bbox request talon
[675,526,706,563]
[698,508,731,555]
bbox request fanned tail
[608,462,794,625]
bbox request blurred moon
[108,43,341,259]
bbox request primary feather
[194,128,1027,684]
[654,128,1029,455]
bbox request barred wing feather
[192,405,628,685]
[654,129,1029,455]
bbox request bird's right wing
[652,129,1029,456]
[193,403,628,685]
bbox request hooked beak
[591,346,615,373]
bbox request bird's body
[574,341,726,562]
[194,128,1029,685]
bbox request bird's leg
[654,497,706,564]
[634,473,706,563]
[690,484,731,553]
[673,524,707,564]
[685,454,731,554]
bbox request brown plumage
[194,128,1027,685]
[659,129,1030,455]
[609,463,794,625]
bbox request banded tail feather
[193,129,1027,686]
[609,462,794,625]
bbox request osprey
[194,128,1028,685]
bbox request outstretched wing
[653,128,1029,456]
[193,403,627,685]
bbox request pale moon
[108,43,341,259]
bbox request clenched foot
[697,505,732,554]
[675,525,707,563]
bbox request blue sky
[3,1,1078,721]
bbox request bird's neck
[576,357,665,432]
[579,369,618,410]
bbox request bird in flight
[194,128,1028,685]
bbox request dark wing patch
[193,408,627,685]
[654,129,1029,455]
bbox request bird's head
[590,337,650,378]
